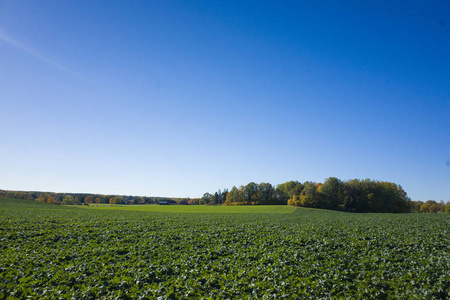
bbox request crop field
[83,204,298,214]
[1,198,450,299]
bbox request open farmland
[82,204,297,214]
[1,198,450,299]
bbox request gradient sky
[1,1,449,201]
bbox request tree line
[0,190,195,206]
[2,178,449,213]
[201,178,412,212]
[409,199,450,214]
[202,178,449,213]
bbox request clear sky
[1,1,449,201]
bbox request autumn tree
[288,194,302,206]
[299,181,319,207]
[419,204,429,213]
[224,189,233,205]
[84,196,93,206]
[225,186,243,205]
[428,201,439,214]
[445,204,450,214]
[419,200,438,213]
[220,188,228,204]
[276,181,304,204]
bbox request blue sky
[1,1,449,201]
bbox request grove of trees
[202,178,410,212]
[1,177,449,214]
[202,178,447,213]
[286,178,411,213]
[409,199,449,213]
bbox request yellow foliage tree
[84,196,93,206]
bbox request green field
[83,204,298,214]
[1,198,450,299]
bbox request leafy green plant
[1,198,449,299]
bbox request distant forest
[0,189,193,206]
[1,177,449,213]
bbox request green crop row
[1,198,449,299]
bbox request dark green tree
[243,182,258,204]
[318,177,343,209]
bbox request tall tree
[318,177,343,209]
[258,182,276,204]
[211,192,219,205]
[201,193,211,205]
[243,182,258,204]
[300,182,319,207]
[226,186,243,204]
